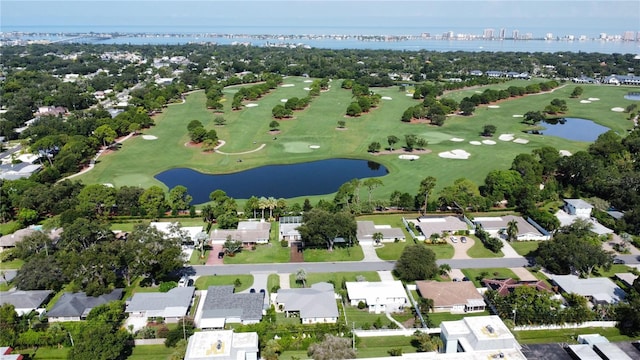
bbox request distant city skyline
[2,0,639,37]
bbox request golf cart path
[213,140,266,155]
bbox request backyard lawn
[509,241,541,257]
[129,345,174,360]
[289,271,380,288]
[75,79,637,205]
[514,327,638,344]
[194,274,253,291]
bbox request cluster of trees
[341,80,381,117]
[230,73,283,109]
[187,119,218,150]
[474,226,504,253]
[297,208,357,250]
[13,221,185,295]
[544,98,568,115]
[401,84,459,124]
[272,96,312,119]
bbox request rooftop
[47,288,123,318]
[201,286,264,322]
[550,274,625,304]
[126,286,195,317]
[413,216,469,237]
[473,215,545,236]
[345,280,408,303]
[276,282,339,319]
[356,221,405,240]
[184,330,258,360]
[415,281,484,308]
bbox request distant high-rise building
[499,28,506,39]
[545,33,554,40]
[524,33,533,40]
[600,33,607,39]
[483,28,495,39]
[622,31,635,41]
[512,29,520,40]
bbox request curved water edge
[525,117,610,142]
[155,158,388,204]
[624,92,640,101]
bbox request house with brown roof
[415,281,485,313]
[356,221,405,245]
[482,278,551,296]
[210,220,271,246]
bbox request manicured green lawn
[356,336,417,357]
[129,345,174,359]
[302,246,364,262]
[466,236,503,258]
[593,264,633,278]
[509,241,541,257]
[267,274,280,292]
[0,258,24,270]
[514,327,640,344]
[289,271,380,288]
[223,242,290,264]
[462,268,520,287]
[344,305,393,329]
[427,310,490,327]
[194,274,253,291]
[75,79,637,205]
[375,240,454,260]
[0,221,21,236]
[189,248,210,265]
[18,347,69,359]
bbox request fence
[513,321,617,331]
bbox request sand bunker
[512,114,524,118]
[439,149,471,159]
[498,134,514,141]
[450,137,465,142]
[303,87,311,91]
[580,100,591,104]
[303,80,313,83]
[103,183,114,188]
[309,145,320,149]
[487,105,500,108]
[475,91,482,93]
[611,107,625,112]
[588,97,600,101]
[280,84,295,87]
[513,138,530,144]
[482,140,496,145]
[559,150,572,156]
[142,135,158,140]
[280,99,288,103]
[399,154,420,160]
[469,141,482,145]
[381,96,392,100]
[245,103,259,107]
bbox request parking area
[450,235,474,259]
[520,343,573,360]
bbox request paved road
[189,257,531,276]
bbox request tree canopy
[297,208,357,250]
[393,244,438,282]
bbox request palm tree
[506,219,519,242]
[266,197,277,219]
[438,263,452,277]
[295,268,307,287]
[418,297,434,315]
[258,197,268,219]
[372,232,384,246]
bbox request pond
[155,159,388,203]
[624,92,640,101]
[526,117,610,142]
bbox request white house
[125,286,195,323]
[345,280,408,314]
[275,282,339,324]
[563,199,593,217]
[473,215,550,241]
[184,330,258,360]
[440,316,524,356]
[279,216,302,243]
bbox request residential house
[199,286,264,329]
[345,280,408,313]
[0,290,52,315]
[602,74,640,85]
[275,282,339,324]
[47,289,123,322]
[549,274,625,305]
[150,222,204,245]
[440,315,524,357]
[279,216,302,243]
[469,70,483,76]
[485,71,504,78]
[0,228,37,252]
[126,286,195,323]
[615,273,638,288]
[35,106,67,117]
[356,221,405,245]
[555,199,613,235]
[184,330,258,360]
[0,162,43,181]
[563,199,593,217]
[210,220,271,246]
[473,215,550,241]
[572,76,597,84]
[482,278,551,296]
[411,216,472,239]
[416,281,485,313]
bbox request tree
[372,232,383,246]
[416,176,436,215]
[346,102,362,117]
[189,126,207,143]
[68,323,132,360]
[387,135,399,151]
[459,99,475,115]
[93,124,117,148]
[367,141,381,153]
[213,116,226,125]
[404,134,417,151]
[482,124,497,137]
[412,331,439,352]
[295,268,307,287]
[168,185,192,212]
[297,209,357,250]
[14,255,66,291]
[506,219,519,242]
[337,120,346,128]
[76,183,117,218]
[523,111,545,125]
[481,169,523,204]
[269,120,280,131]
[570,86,583,98]
[272,104,292,119]
[139,185,167,218]
[0,304,19,347]
[362,178,383,205]
[393,244,438,282]
[438,263,451,277]
[307,335,356,360]
[223,236,243,256]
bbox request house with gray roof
[0,289,52,315]
[126,286,195,323]
[199,286,264,329]
[0,162,42,181]
[210,220,271,245]
[275,282,339,324]
[473,215,550,241]
[0,228,37,252]
[47,288,123,322]
[279,216,302,243]
[357,221,405,245]
[549,274,625,305]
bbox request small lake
[624,92,640,101]
[527,117,610,142]
[155,159,388,203]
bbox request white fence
[354,328,440,337]
[513,321,617,331]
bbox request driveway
[360,241,382,262]
[377,270,394,282]
[451,236,474,259]
[499,239,522,258]
[509,267,537,281]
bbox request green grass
[223,241,290,264]
[427,310,490,327]
[128,345,174,360]
[189,248,210,265]
[356,336,417,357]
[509,241,541,257]
[466,235,504,258]
[110,218,206,232]
[302,246,364,262]
[344,305,393,329]
[0,258,24,270]
[267,273,280,292]
[0,221,21,235]
[290,271,380,288]
[593,264,632,278]
[18,347,70,359]
[461,268,520,287]
[74,80,638,205]
[275,312,303,325]
[514,327,640,344]
[194,274,253,291]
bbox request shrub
[280,239,289,247]
[388,321,399,329]
[361,322,371,330]
[357,301,367,310]
[159,281,177,293]
[373,317,383,329]
[388,348,403,356]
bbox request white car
[178,276,189,287]
[450,236,458,243]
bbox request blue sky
[2,1,638,34]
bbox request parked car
[178,276,189,287]
[218,251,225,259]
[461,236,467,243]
[450,236,458,243]
[613,258,625,264]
